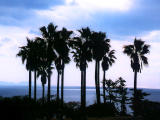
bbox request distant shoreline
[0,85,160,90]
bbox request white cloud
[35,0,133,28]
[0,26,36,57]
[0,25,37,84]
[66,0,132,12]
[141,30,160,42]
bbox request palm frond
[123,45,134,56]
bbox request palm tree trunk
[57,71,60,100]
[95,60,98,104]
[81,70,84,108]
[34,70,37,101]
[134,70,137,94]
[29,70,32,99]
[103,70,106,103]
[42,84,45,103]
[97,60,101,104]
[84,68,86,108]
[61,62,64,107]
[47,67,51,102]
[133,70,138,116]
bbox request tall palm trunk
[134,70,137,94]
[57,71,60,100]
[133,70,138,116]
[29,70,32,99]
[97,60,101,103]
[47,67,51,102]
[103,70,106,103]
[61,61,64,107]
[81,67,86,109]
[84,67,86,108]
[81,70,84,108]
[95,60,100,104]
[95,61,98,104]
[34,70,37,101]
[42,84,45,103]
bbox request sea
[1,86,160,114]
[0,86,160,105]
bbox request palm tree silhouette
[29,39,41,101]
[35,37,48,102]
[39,23,57,102]
[101,50,116,103]
[17,38,33,99]
[54,27,73,106]
[123,38,150,116]
[123,38,150,94]
[69,27,92,109]
[90,31,110,104]
[17,38,40,100]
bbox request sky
[0,0,160,89]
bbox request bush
[0,96,58,120]
[86,103,118,117]
[140,101,160,120]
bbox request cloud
[1,0,160,37]
[35,0,133,29]
[0,0,63,9]
[141,30,160,42]
[66,0,132,12]
[34,0,160,36]
[0,0,63,27]
[0,25,36,57]
[0,0,160,89]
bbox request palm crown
[17,38,39,71]
[54,27,73,64]
[69,27,92,70]
[123,38,150,72]
[102,50,116,71]
[40,23,57,66]
[90,31,110,61]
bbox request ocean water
[0,86,160,106]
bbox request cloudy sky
[0,0,160,89]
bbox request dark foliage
[141,101,160,120]
[130,89,150,117]
[86,103,118,117]
[0,96,59,120]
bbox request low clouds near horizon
[0,0,160,89]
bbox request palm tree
[123,38,150,94]
[69,27,92,109]
[17,38,39,100]
[101,50,116,103]
[35,37,48,102]
[39,23,57,102]
[37,67,47,102]
[123,38,150,116]
[54,27,73,106]
[30,39,42,101]
[17,38,33,99]
[90,31,110,104]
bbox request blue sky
[0,0,160,89]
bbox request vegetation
[13,22,155,119]
[123,38,150,116]
[101,49,116,103]
[103,77,130,115]
[69,27,92,109]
